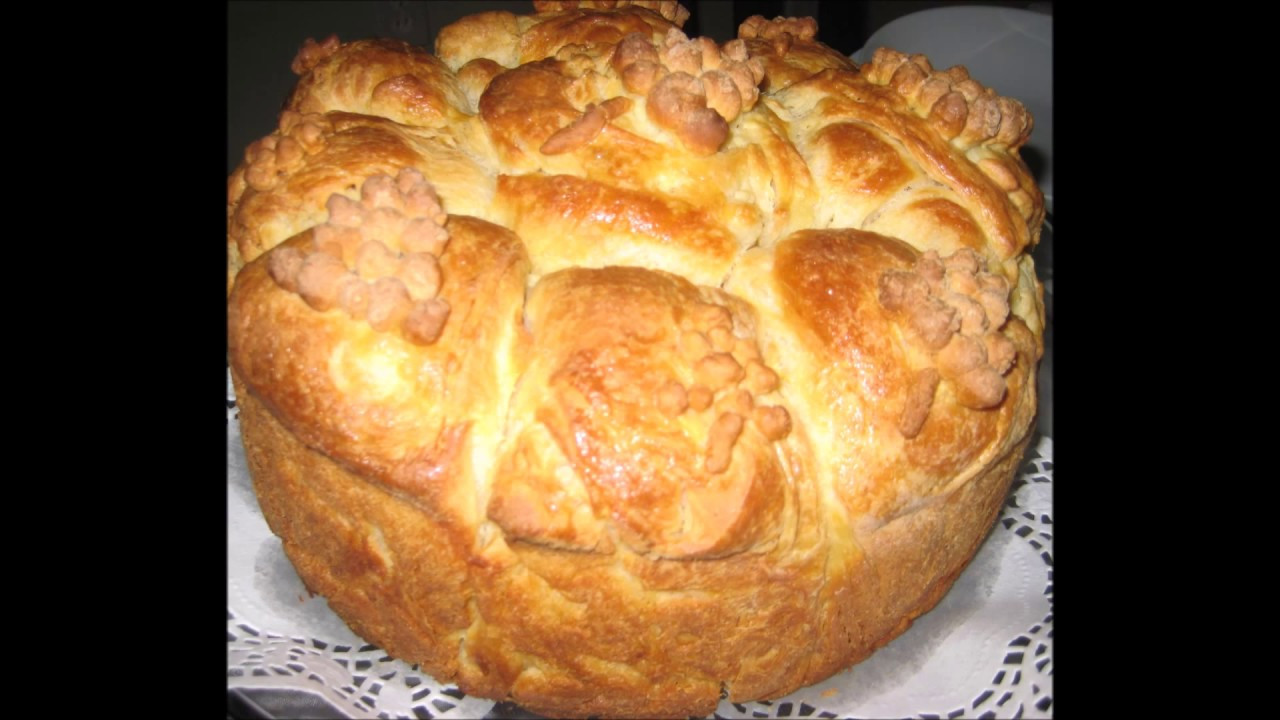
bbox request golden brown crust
[289,38,471,129]
[493,173,739,285]
[490,266,794,560]
[229,212,530,518]
[226,111,497,294]
[227,3,1045,717]
[761,229,1036,526]
[435,2,681,72]
[533,0,691,26]
[857,48,1045,237]
[291,34,341,75]
[772,68,1040,263]
[737,15,856,92]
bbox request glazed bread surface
[227,2,1044,717]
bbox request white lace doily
[228,370,1053,719]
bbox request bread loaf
[226,2,1044,717]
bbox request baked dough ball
[227,2,1045,717]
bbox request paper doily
[228,370,1053,719]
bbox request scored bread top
[226,2,1044,716]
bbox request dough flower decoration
[879,248,1016,436]
[609,28,766,154]
[266,168,454,345]
[737,14,818,56]
[667,300,792,472]
[242,111,332,193]
[860,47,1033,152]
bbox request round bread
[226,2,1045,717]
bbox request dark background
[227,0,1051,176]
